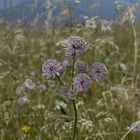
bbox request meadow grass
[0,20,140,140]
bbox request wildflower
[75,60,88,73]
[39,84,47,92]
[65,36,86,57]
[21,125,30,133]
[61,60,69,70]
[17,96,29,106]
[68,91,77,100]
[42,59,62,78]
[73,73,91,92]
[24,79,36,89]
[16,85,25,95]
[129,121,140,132]
[60,85,69,98]
[91,62,107,81]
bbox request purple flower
[130,121,140,132]
[61,60,69,70]
[68,91,77,100]
[42,59,62,78]
[73,73,91,92]
[24,79,36,89]
[17,96,29,106]
[60,85,77,100]
[16,85,25,95]
[91,62,107,81]
[60,85,69,98]
[75,60,88,73]
[39,84,47,92]
[65,36,86,57]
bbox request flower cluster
[41,36,107,100]
[21,125,30,133]
[16,79,47,105]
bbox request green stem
[72,100,78,140]
[56,74,63,86]
[120,121,140,140]
[131,22,138,87]
[72,52,76,79]
[71,52,78,140]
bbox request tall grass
[0,1,140,140]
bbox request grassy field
[0,18,140,140]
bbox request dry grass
[0,20,140,140]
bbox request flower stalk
[72,100,78,140]
[72,52,78,140]
[131,22,138,87]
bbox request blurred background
[0,0,139,26]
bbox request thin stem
[56,74,63,86]
[120,121,140,140]
[72,100,78,140]
[71,52,78,140]
[72,53,76,79]
[131,22,138,86]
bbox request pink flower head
[42,59,62,78]
[73,73,91,92]
[65,36,86,57]
[92,62,107,81]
